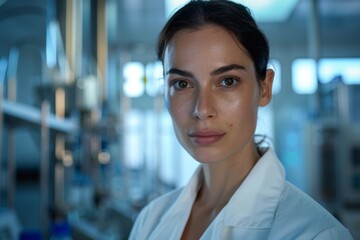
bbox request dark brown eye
[174,80,190,89]
[220,77,238,87]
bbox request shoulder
[269,181,353,239]
[141,187,183,219]
[128,187,183,240]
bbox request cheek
[167,99,191,146]
[224,96,259,128]
[166,96,189,125]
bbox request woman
[129,0,353,239]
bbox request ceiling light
[165,0,299,22]
[238,0,299,22]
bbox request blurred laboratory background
[0,0,359,239]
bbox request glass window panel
[269,59,281,95]
[292,58,318,94]
[0,58,7,84]
[319,58,360,85]
[145,61,164,97]
[123,61,145,98]
[256,105,274,148]
[124,109,144,168]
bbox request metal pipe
[307,0,321,114]
[7,128,15,209]
[96,0,107,103]
[308,0,321,60]
[40,100,50,238]
[6,49,18,210]
[0,84,2,207]
[0,58,7,207]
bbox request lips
[189,130,226,145]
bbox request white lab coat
[129,148,353,239]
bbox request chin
[189,150,224,164]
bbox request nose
[192,89,217,120]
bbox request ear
[259,69,274,107]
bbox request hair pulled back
[157,0,270,80]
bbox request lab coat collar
[150,164,202,238]
[167,165,203,216]
[155,148,285,237]
[221,148,285,228]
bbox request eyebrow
[166,64,246,78]
[210,64,246,76]
[166,68,193,78]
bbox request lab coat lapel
[149,148,285,240]
[148,167,202,239]
[204,148,286,239]
[223,148,285,227]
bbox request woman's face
[164,25,273,164]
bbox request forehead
[164,25,252,68]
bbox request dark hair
[157,0,270,81]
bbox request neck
[197,146,260,210]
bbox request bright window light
[124,109,144,169]
[319,58,360,85]
[123,61,145,98]
[268,59,281,95]
[292,59,318,94]
[145,61,164,97]
[46,21,57,68]
[164,0,299,22]
[291,58,360,92]
[0,58,7,84]
[165,0,188,18]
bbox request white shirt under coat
[129,148,353,239]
